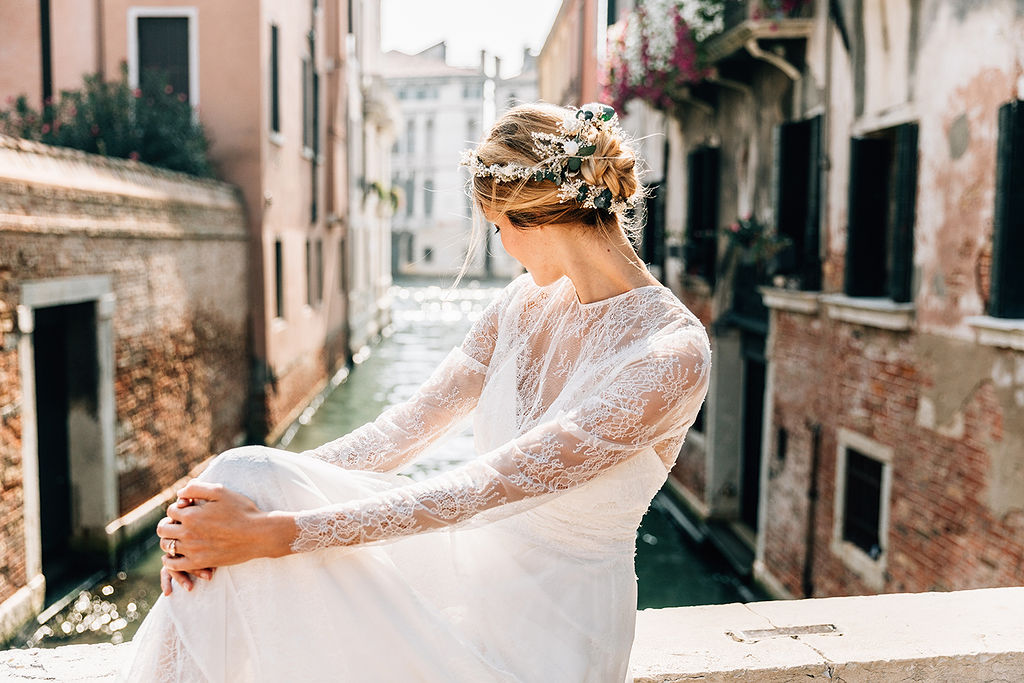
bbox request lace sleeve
[289,323,711,552]
[296,279,514,473]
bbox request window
[467,118,477,144]
[990,100,1024,318]
[130,10,198,109]
[685,146,719,286]
[137,17,190,98]
[842,448,883,558]
[774,116,823,290]
[832,428,893,590]
[423,179,434,218]
[315,239,323,306]
[305,239,313,307]
[405,177,415,217]
[270,25,280,133]
[274,239,284,319]
[845,123,918,302]
[406,118,415,157]
[607,0,618,25]
[423,247,433,262]
[642,182,665,270]
[302,58,314,151]
[425,117,434,156]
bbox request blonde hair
[454,102,647,287]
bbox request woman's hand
[157,481,299,579]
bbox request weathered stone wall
[658,0,1024,598]
[760,0,1024,597]
[765,307,1024,597]
[0,136,248,628]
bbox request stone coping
[1,586,1020,681]
[0,134,241,209]
[965,315,1024,351]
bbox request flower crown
[460,103,642,215]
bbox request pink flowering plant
[602,0,813,113]
[0,62,213,177]
[602,0,724,113]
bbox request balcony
[706,0,815,67]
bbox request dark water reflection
[13,277,760,649]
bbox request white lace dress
[119,272,712,683]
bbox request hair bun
[579,129,638,201]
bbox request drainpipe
[802,420,822,598]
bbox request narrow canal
[11,278,765,650]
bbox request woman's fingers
[177,481,224,502]
[160,567,194,595]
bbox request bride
[120,102,711,682]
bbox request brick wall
[0,137,248,608]
[764,308,1024,597]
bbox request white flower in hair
[460,103,642,214]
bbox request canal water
[11,278,763,649]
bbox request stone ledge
[821,293,916,331]
[965,315,1024,351]
[2,587,1022,681]
[758,286,821,315]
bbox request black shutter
[845,136,891,297]
[991,101,1024,318]
[774,116,823,291]
[775,121,808,277]
[685,147,720,286]
[270,25,280,133]
[138,17,190,99]
[889,123,918,303]
[685,150,703,277]
[642,182,664,267]
[803,115,823,291]
[701,147,720,287]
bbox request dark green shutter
[991,101,1024,318]
[889,123,918,303]
[701,147,720,287]
[803,115,823,291]
[774,116,823,291]
[845,136,891,297]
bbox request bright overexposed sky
[380,0,562,75]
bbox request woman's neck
[555,226,662,305]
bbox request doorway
[739,332,766,532]
[32,302,104,600]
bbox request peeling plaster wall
[761,0,1024,597]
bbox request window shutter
[270,25,280,133]
[138,18,190,99]
[803,115,823,291]
[991,100,1024,318]
[889,123,918,303]
[845,136,890,297]
[701,147,720,287]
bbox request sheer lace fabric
[291,273,711,553]
[120,272,711,683]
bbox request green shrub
[0,62,214,178]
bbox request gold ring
[167,539,177,557]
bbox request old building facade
[0,138,249,643]
[543,0,1024,598]
[0,0,401,641]
[384,43,519,279]
[0,0,398,445]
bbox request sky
[380,0,563,76]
